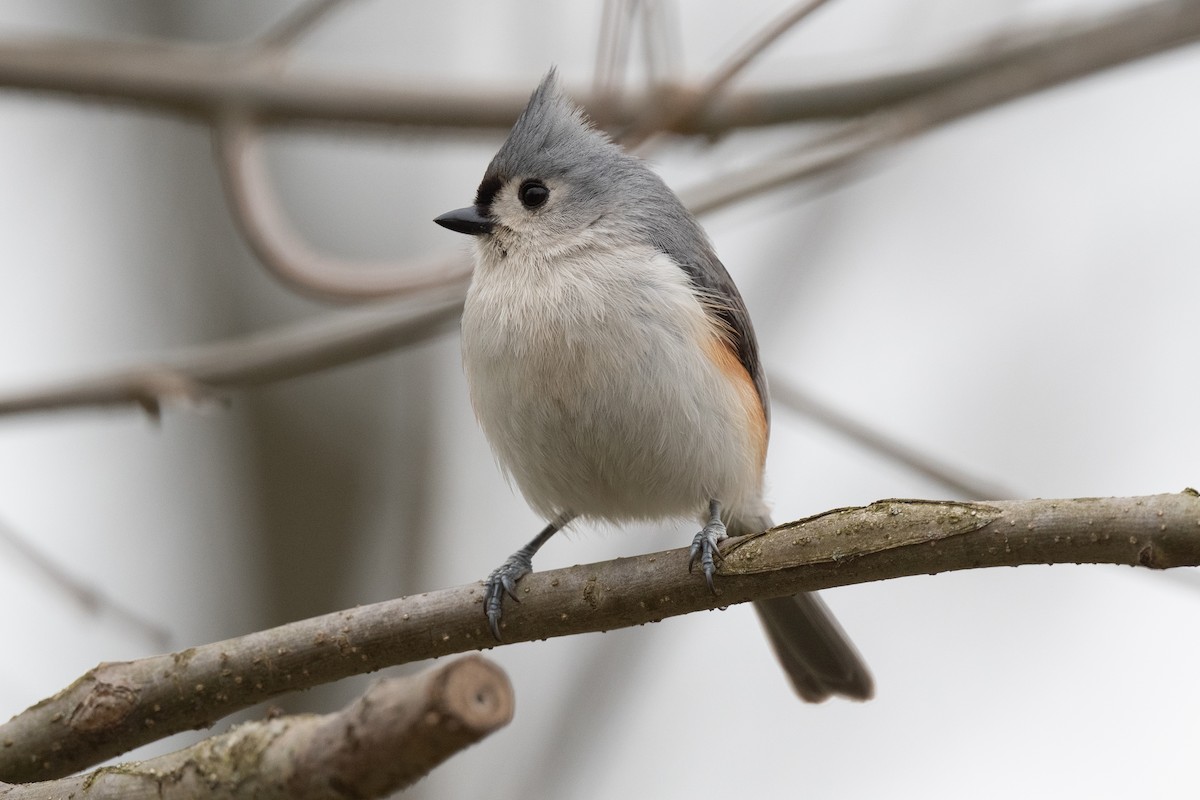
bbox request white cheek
[485,191,593,263]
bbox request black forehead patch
[475,175,503,211]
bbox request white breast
[461,241,765,525]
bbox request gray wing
[648,215,769,426]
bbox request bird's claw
[688,518,727,594]
[483,553,534,640]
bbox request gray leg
[688,499,727,593]
[484,513,573,640]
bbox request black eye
[518,180,549,209]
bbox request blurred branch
[8,0,1196,414]
[216,1,475,302]
[0,1,1192,135]
[702,0,835,100]
[213,2,479,301]
[629,0,835,147]
[769,376,1015,500]
[0,1,1190,305]
[214,113,473,300]
[681,0,1200,213]
[0,657,513,799]
[638,0,682,88]
[594,0,638,97]
[3,0,1193,416]
[0,518,170,648]
[257,0,356,52]
[2,491,1196,782]
[0,284,465,417]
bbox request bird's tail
[731,513,873,702]
[753,593,873,702]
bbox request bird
[434,69,872,702]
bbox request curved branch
[0,656,513,799]
[0,285,465,417]
[0,1,1194,135]
[214,113,473,300]
[2,492,1197,783]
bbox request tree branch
[0,518,170,648]
[207,4,477,302]
[0,2,1194,414]
[681,0,1200,214]
[256,0,356,52]
[768,376,1015,500]
[0,1,1193,135]
[2,492,1197,782]
[213,113,474,300]
[0,656,513,799]
[10,0,1197,418]
[0,284,465,418]
[627,0,835,147]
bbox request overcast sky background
[1,1,1198,798]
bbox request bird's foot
[688,517,727,593]
[483,552,535,640]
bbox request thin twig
[594,0,639,98]
[769,376,1016,500]
[257,0,356,51]
[681,0,1200,214]
[629,0,835,147]
[703,0,835,102]
[638,0,661,87]
[593,0,620,94]
[0,518,171,649]
[1,492,1196,783]
[680,119,883,214]
[638,0,682,88]
[0,285,465,417]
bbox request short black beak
[434,206,493,236]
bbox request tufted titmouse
[435,70,872,701]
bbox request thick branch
[2,492,1197,783]
[0,656,513,799]
[0,1,1194,134]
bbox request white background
[1,2,1198,798]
